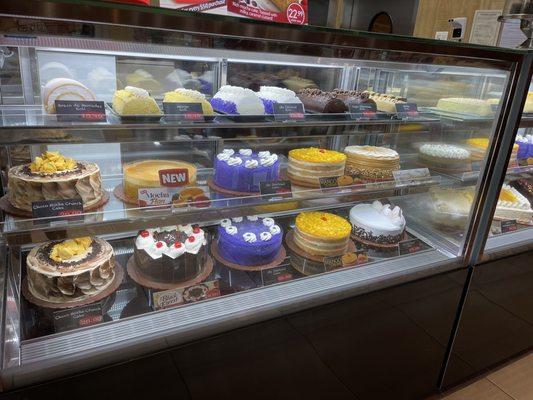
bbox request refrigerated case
[0,1,531,391]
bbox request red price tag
[287,3,306,25]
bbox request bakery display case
[0,0,531,390]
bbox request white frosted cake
[257,86,303,114]
[350,200,406,245]
[436,98,493,117]
[209,85,265,115]
[496,184,532,225]
[419,143,471,173]
[42,78,96,114]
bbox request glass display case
[0,0,530,390]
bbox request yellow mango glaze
[499,188,518,203]
[29,151,77,174]
[295,212,351,239]
[289,147,346,164]
[467,138,518,151]
[50,237,92,262]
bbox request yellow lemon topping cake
[466,137,518,166]
[294,211,351,256]
[112,86,162,116]
[287,147,346,188]
[163,88,214,115]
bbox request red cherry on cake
[188,236,195,243]
[174,242,182,248]
[193,226,201,234]
[155,241,164,248]
[140,230,150,237]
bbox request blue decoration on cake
[213,148,280,193]
[217,216,283,266]
[210,85,265,115]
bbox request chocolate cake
[297,88,347,113]
[332,89,376,107]
[512,178,533,204]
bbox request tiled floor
[439,352,533,400]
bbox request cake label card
[398,238,423,256]
[259,180,293,200]
[395,103,419,118]
[500,219,518,234]
[152,280,221,311]
[53,302,103,333]
[273,103,305,121]
[348,102,377,120]
[31,198,83,221]
[162,102,204,122]
[261,264,295,286]
[171,186,212,211]
[138,188,171,207]
[323,251,369,270]
[158,168,190,187]
[55,100,106,122]
[392,168,430,186]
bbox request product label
[398,238,423,255]
[163,102,204,122]
[500,219,518,233]
[158,168,190,187]
[273,103,305,121]
[261,264,295,286]
[259,180,293,200]
[323,251,369,270]
[395,103,419,118]
[392,168,431,185]
[31,198,83,221]
[152,280,220,311]
[348,102,377,120]
[227,0,308,24]
[319,175,358,190]
[53,302,103,333]
[55,100,106,122]
[138,188,171,207]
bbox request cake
[8,151,104,212]
[296,89,346,113]
[26,237,116,304]
[282,77,317,92]
[466,138,518,168]
[419,143,471,173]
[350,201,406,246]
[496,184,533,225]
[133,224,207,283]
[524,91,533,113]
[293,211,351,256]
[125,69,162,93]
[112,86,162,115]
[331,89,375,108]
[122,159,197,203]
[257,86,303,114]
[363,91,406,113]
[512,178,533,204]
[344,145,400,181]
[163,88,214,115]
[435,98,493,117]
[42,78,96,114]
[210,85,265,115]
[287,147,346,188]
[516,134,533,163]
[213,149,280,193]
[217,216,283,266]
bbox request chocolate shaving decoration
[21,162,84,178]
[352,225,404,245]
[38,240,102,268]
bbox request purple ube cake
[209,85,265,115]
[213,148,280,193]
[257,86,303,114]
[217,216,283,266]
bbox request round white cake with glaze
[350,200,406,244]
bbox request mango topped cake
[122,159,197,204]
[26,237,116,304]
[344,145,400,181]
[435,98,493,117]
[8,151,104,212]
[112,86,162,115]
[293,211,351,256]
[466,137,518,167]
[163,88,214,115]
[496,184,532,225]
[287,147,346,188]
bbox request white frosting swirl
[269,225,281,235]
[243,232,257,243]
[262,217,275,227]
[258,151,271,158]
[232,217,243,222]
[225,226,238,235]
[185,236,204,254]
[260,155,277,167]
[247,215,259,221]
[239,149,253,156]
[420,143,470,159]
[220,218,232,227]
[222,149,235,156]
[260,232,272,241]
[166,242,186,259]
[227,157,243,166]
[217,153,230,161]
[135,233,153,249]
[245,159,259,169]
[145,241,168,259]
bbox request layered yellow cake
[287,147,346,188]
[363,91,406,113]
[465,137,518,167]
[8,151,103,212]
[436,98,493,117]
[163,88,214,115]
[123,159,197,203]
[26,236,116,304]
[524,92,533,113]
[112,86,162,116]
[344,145,400,181]
[293,211,351,256]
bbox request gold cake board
[0,190,110,218]
[285,229,356,263]
[126,255,213,290]
[210,241,286,272]
[22,261,124,310]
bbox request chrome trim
[481,228,533,262]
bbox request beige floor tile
[442,379,513,400]
[488,353,533,400]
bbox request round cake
[350,201,406,246]
[122,159,197,203]
[217,216,283,266]
[344,145,400,181]
[134,224,207,283]
[293,211,351,256]
[419,143,471,173]
[287,147,346,188]
[8,151,104,212]
[26,237,116,304]
[213,149,280,193]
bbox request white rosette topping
[220,218,232,228]
[262,217,275,227]
[227,157,243,166]
[258,151,271,158]
[260,154,278,167]
[135,231,153,249]
[222,149,235,156]
[217,152,231,161]
[232,217,243,223]
[269,225,281,235]
[245,159,259,169]
[185,235,203,254]
[239,149,253,156]
[145,241,168,259]
[166,242,186,259]
[243,232,257,243]
[225,226,238,235]
[247,215,259,221]
[260,232,272,241]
